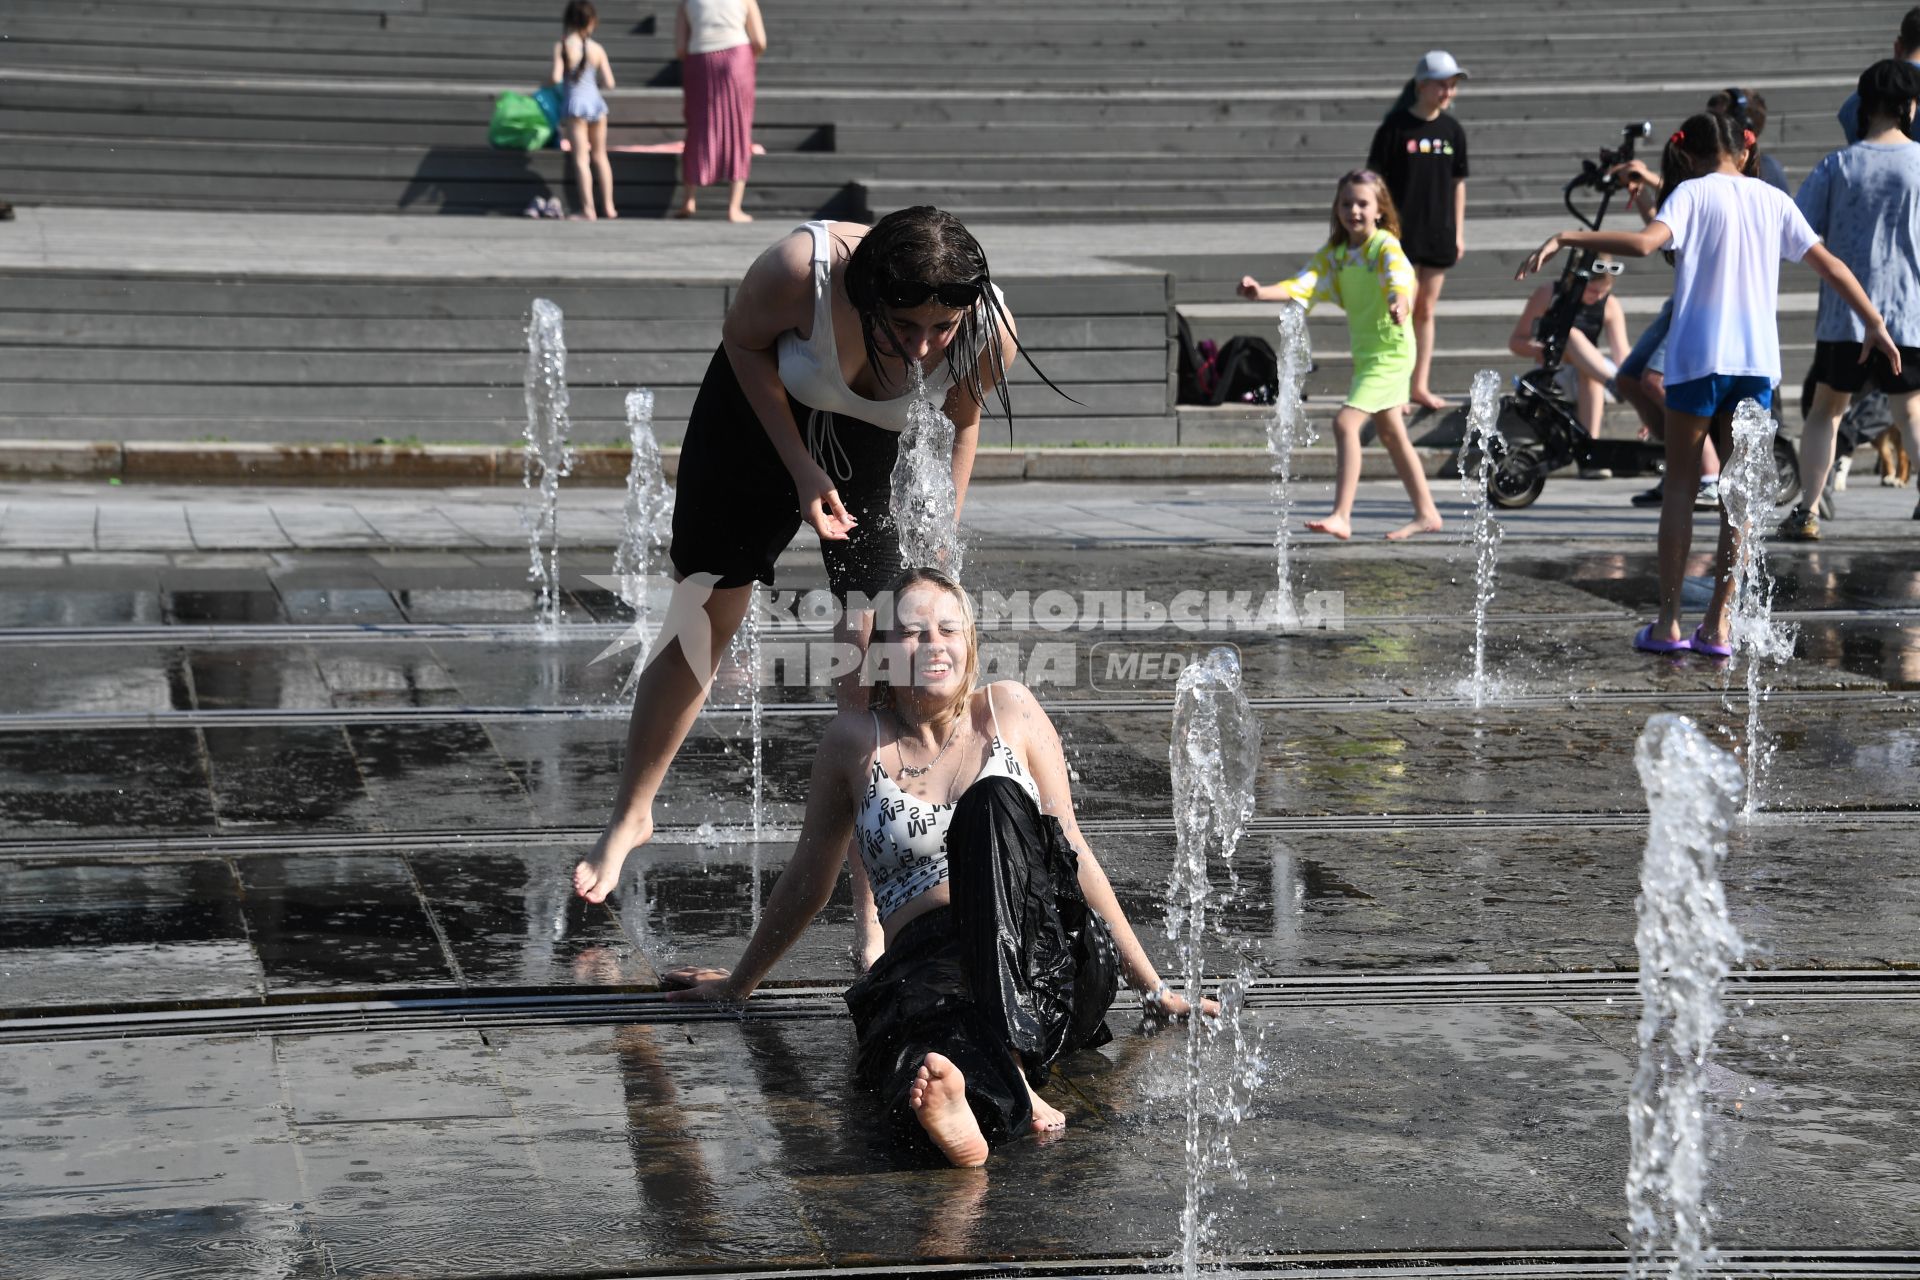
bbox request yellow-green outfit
[1277,229,1416,414]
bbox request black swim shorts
[1811,339,1920,397]
[670,345,905,601]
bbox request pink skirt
[682,43,755,187]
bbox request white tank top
[775,221,1007,473]
[683,0,750,54]
[855,684,1042,924]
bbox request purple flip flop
[1690,625,1733,659]
[1633,624,1693,654]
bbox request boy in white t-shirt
[1519,111,1897,658]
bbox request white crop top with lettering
[774,220,1007,462]
[855,684,1042,923]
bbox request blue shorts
[1664,374,1774,418]
[1617,299,1672,381]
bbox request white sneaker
[1834,454,1852,492]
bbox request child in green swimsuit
[1239,169,1445,541]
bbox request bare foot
[727,210,755,223]
[1025,1080,1066,1133]
[604,209,619,220]
[670,204,695,219]
[1304,514,1352,540]
[1410,390,1451,411]
[909,1053,989,1168]
[573,815,653,903]
[1385,514,1445,541]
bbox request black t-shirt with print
[1366,107,1470,267]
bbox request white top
[775,220,1004,435]
[1653,172,1821,385]
[854,685,1043,923]
[683,0,750,54]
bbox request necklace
[894,710,963,779]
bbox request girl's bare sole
[909,1054,989,1167]
[572,815,653,903]
[1385,516,1445,541]
[1305,515,1352,540]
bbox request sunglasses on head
[881,278,985,309]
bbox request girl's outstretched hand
[1236,275,1263,300]
[790,460,856,541]
[1145,987,1222,1021]
[1516,235,1562,280]
[662,965,746,1004]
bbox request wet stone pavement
[1,535,1918,1278]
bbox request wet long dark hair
[562,0,595,80]
[840,206,1072,436]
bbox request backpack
[1176,314,1280,406]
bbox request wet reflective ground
[2,543,1918,1276]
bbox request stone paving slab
[3,1000,1916,1277]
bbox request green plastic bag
[489,92,553,150]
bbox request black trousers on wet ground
[843,775,1118,1152]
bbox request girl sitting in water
[1239,169,1445,541]
[664,567,1213,1167]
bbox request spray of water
[1720,400,1797,817]
[1167,647,1264,1280]
[717,585,766,841]
[613,388,675,693]
[890,363,964,576]
[522,299,577,636]
[1627,713,1746,1280]
[1265,302,1317,628]
[1454,370,1508,708]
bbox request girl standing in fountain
[551,1,617,220]
[1519,112,1899,655]
[574,208,1048,926]
[1238,169,1444,541]
[661,568,1213,1167]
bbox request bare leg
[573,578,755,901]
[1617,369,1665,440]
[673,154,696,217]
[726,178,752,223]
[1577,373,1607,441]
[1409,266,1449,410]
[835,605,883,970]
[1654,409,1713,641]
[1015,1053,1065,1132]
[589,117,616,219]
[1304,405,1365,539]
[1897,391,1920,486]
[1698,412,1740,645]
[1375,405,1444,540]
[1796,383,1852,504]
[564,118,595,220]
[908,1053,989,1167]
[1564,329,1618,389]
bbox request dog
[1873,425,1911,487]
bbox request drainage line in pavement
[5,970,1914,1046]
[3,807,1915,861]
